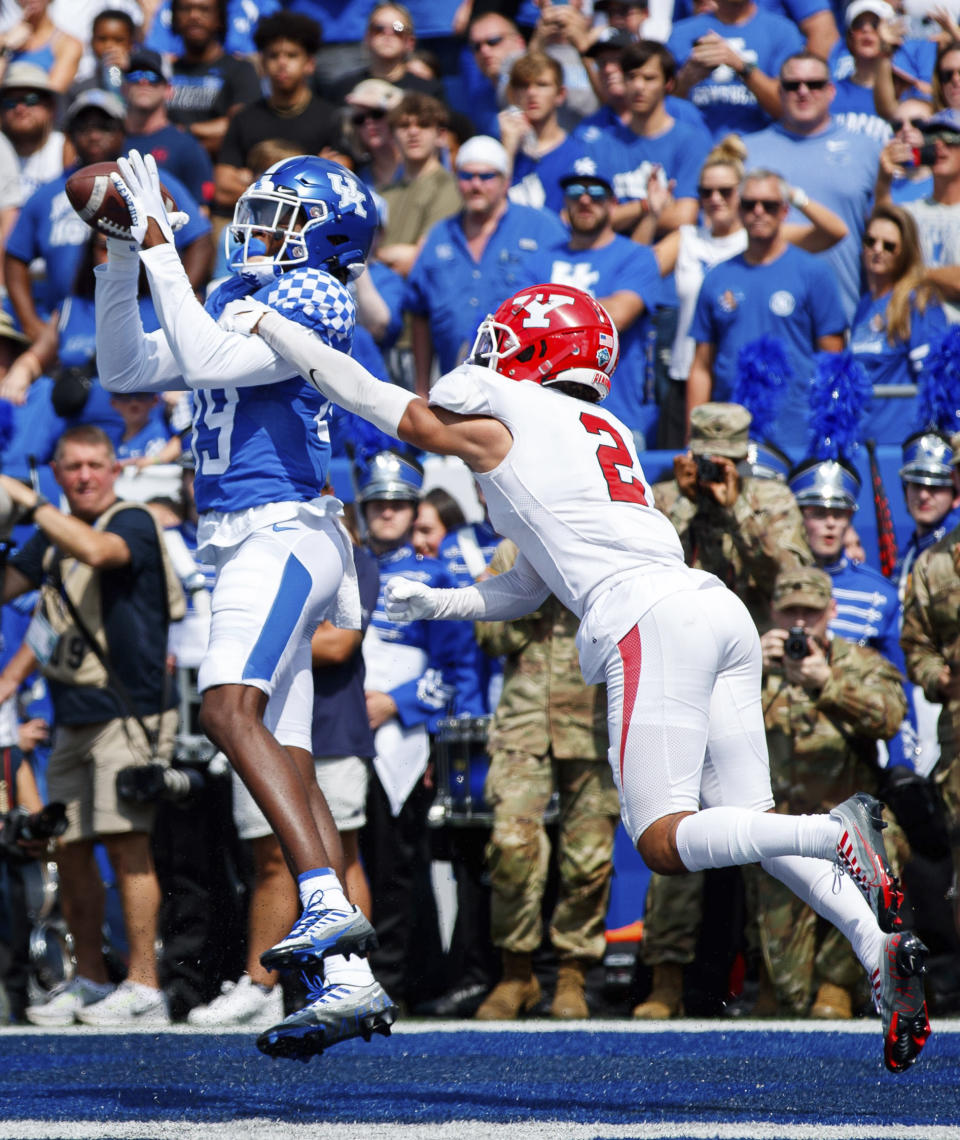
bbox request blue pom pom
[917,326,960,436]
[732,335,793,438]
[807,351,870,459]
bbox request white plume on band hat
[455,135,510,176]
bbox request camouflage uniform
[901,520,960,897]
[475,540,620,962]
[757,569,908,1014]
[643,404,811,975]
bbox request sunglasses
[457,170,500,182]
[563,182,610,200]
[370,19,408,35]
[863,233,899,253]
[351,107,386,125]
[938,66,960,83]
[740,197,783,214]
[891,115,927,131]
[698,184,736,200]
[0,91,46,108]
[126,69,165,84]
[470,34,504,52]
[781,78,829,92]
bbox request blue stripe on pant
[242,553,313,683]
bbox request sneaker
[872,931,931,1074]
[831,793,904,932]
[25,978,115,1027]
[256,979,397,1061]
[187,975,284,1027]
[260,894,378,972]
[75,980,170,1027]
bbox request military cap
[900,430,954,486]
[788,456,861,512]
[689,402,751,459]
[772,567,833,611]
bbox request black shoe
[413,982,489,1018]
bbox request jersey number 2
[580,412,647,505]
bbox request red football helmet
[469,283,619,402]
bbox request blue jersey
[850,291,948,445]
[668,10,804,138]
[7,166,210,318]
[509,135,600,216]
[531,235,661,439]
[830,79,894,144]
[744,119,882,323]
[592,116,712,204]
[407,203,568,374]
[191,266,355,515]
[823,555,915,768]
[116,413,173,462]
[690,243,845,455]
[368,542,485,729]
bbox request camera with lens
[784,625,810,661]
[695,455,726,484]
[0,801,67,859]
[115,762,204,806]
[907,142,938,167]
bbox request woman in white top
[651,136,849,448]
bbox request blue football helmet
[228,156,377,282]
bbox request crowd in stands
[0,0,959,1028]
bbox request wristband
[788,187,810,209]
[20,493,49,523]
[739,59,756,79]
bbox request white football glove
[112,150,190,245]
[384,576,439,622]
[219,298,274,336]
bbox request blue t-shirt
[744,118,882,323]
[7,167,210,319]
[367,261,405,350]
[145,0,281,57]
[849,290,948,445]
[668,10,804,138]
[674,0,830,24]
[406,203,568,374]
[508,134,600,216]
[192,266,354,514]
[830,79,894,144]
[124,124,215,207]
[574,99,707,149]
[690,243,845,454]
[116,412,173,462]
[282,0,375,44]
[531,235,662,439]
[592,116,712,204]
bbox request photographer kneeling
[0,425,184,1027]
[756,567,909,1019]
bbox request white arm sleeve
[94,249,187,394]
[138,244,295,389]
[428,553,551,621]
[257,307,416,436]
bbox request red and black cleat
[872,931,932,1074]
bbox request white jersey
[429,364,688,623]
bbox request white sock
[761,854,884,976]
[297,867,351,912]
[675,807,840,871]
[323,953,375,987]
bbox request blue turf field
[2,1020,959,1139]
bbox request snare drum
[430,715,492,827]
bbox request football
[65,160,177,240]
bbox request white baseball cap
[845,0,895,28]
[455,135,510,176]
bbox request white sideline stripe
[1,1122,960,1140]
[4,1017,960,1037]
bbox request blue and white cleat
[256,979,398,1061]
[831,792,904,933]
[260,895,378,972]
[872,931,931,1074]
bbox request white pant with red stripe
[589,575,775,844]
